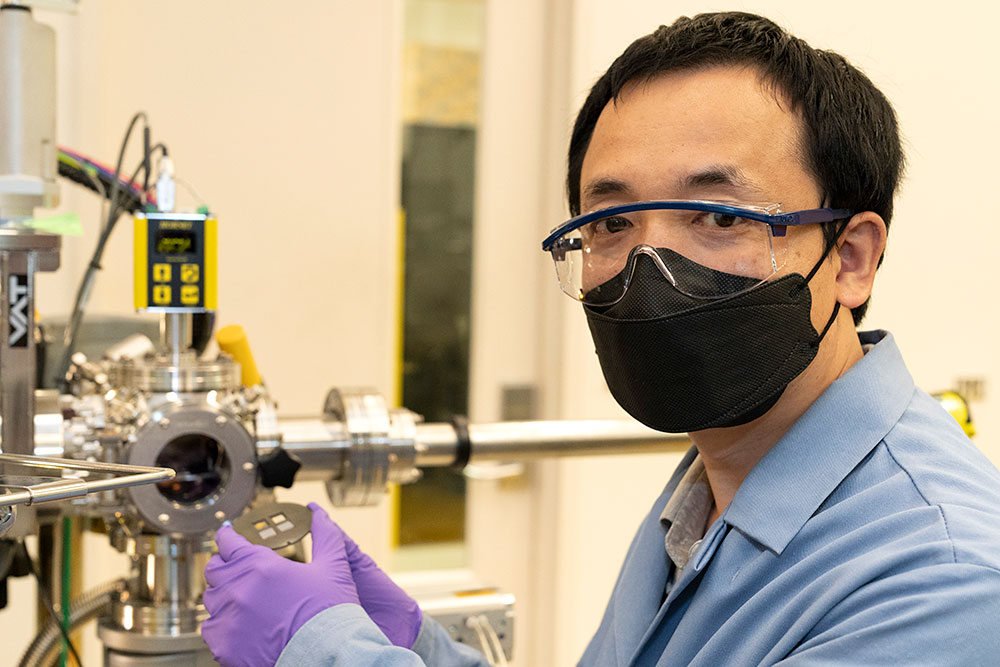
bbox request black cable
[96,112,148,239]
[56,160,144,214]
[82,143,167,280]
[142,125,151,193]
[56,112,157,387]
[56,143,166,387]
[21,541,84,667]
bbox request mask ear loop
[799,217,852,347]
[802,218,851,285]
[813,301,841,346]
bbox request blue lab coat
[279,331,1000,666]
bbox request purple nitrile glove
[343,530,423,649]
[200,504,360,667]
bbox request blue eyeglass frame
[540,200,855,252]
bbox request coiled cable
[18,578,127,667]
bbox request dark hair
[566,12,904,324]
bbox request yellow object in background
[932,390,976,437]
[134,216,148,309]
[217,324,263,387]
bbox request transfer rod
[0,453,174,507]
[414,420,689,466]
[278,417,688,476]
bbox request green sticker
[24,212,83,236]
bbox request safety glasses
[541,200,853,305]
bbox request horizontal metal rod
[0,454,174,507]
[416,420,690,466]
[277,417,689,474]
[24,411,685,485]
[278,418,350,481]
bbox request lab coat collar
[722,330,913,556]
[611,445,698,666]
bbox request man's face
[579,66,837,325]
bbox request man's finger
[214,524,256,562]
[343,533,378,574]
[202,585,221,616]
[203,554,228,587]
[307,502,347,566]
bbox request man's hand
[344,528,424,648]
[201,503,360,667]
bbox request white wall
[467,2,1000,666]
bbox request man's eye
[594,216,632,234]
[693,212,741,228]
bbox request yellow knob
[216,324,263,387]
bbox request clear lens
[550,207,787,304]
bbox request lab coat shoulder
[276,605,490,667]
[775,562,1000,666]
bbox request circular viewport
[154,433,230,505]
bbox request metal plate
[231,502,311,550]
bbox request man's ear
[834,211,887,309]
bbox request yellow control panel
[134,212,217,312]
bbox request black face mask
[584,246,841,433]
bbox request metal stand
[0,231,60,535]
[98,534,215,667]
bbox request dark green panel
[399,123,476,545]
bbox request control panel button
[181,263,200,283]
[153,263,171,282]
[180,285,200,305]
[153,285,172,305]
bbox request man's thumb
[307,502,347,565]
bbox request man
[202,12,1000,666]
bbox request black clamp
[450,415,472,471]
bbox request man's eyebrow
[581,178,633,205]
[679,165,763,196]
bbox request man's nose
[630,246,677,285]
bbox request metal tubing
[26,413,685,483]
[0,452,172,475]
[136,543,210,608]
[275,417,688,475]
[0,453,174,507]
[433,420,689,464]
[412,422,463,466]
[278,417,350,481]
[0,390,68,458]
[161,312,193,365]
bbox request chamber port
[154,433,230,504]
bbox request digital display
[156,230,197,255]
